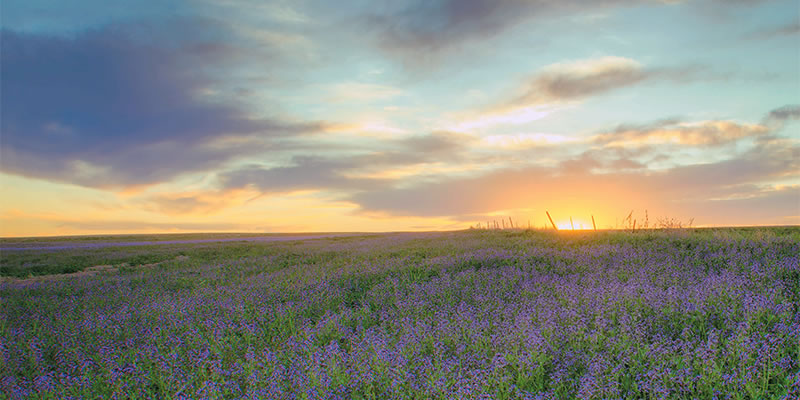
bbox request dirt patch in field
[1,256,190,285]
[1,264,117,285]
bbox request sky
[1,0,798,236]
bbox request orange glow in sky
[556,218,593,231]
[1,0,798,237]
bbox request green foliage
[2,227,799,398]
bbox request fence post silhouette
[546,211,558,231]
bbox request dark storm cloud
[0,26,322,187]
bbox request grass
[1,228,799,399]
[0,234,378,278]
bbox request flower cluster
[2,229,798,399]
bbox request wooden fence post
[546,211,558,231]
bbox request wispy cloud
[347,106,798,221]
[56,219,249,232]
[592,119,768,147]
[365,0,688,58]
[349,137,798,221]
[745,21,800,40]
[139,187,261,215]
[507,57,706,107]
[218,132,474,193]
[763,104,800,128]
[442,57,707,132]
[324,82,406,103]
[481,133,579,149]
[218,156,381,194]
[2,0,797,234]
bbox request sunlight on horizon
[1,0,797,237]
[556,218,593,231]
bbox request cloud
[693,185,799,225]
[139,186,263,215]
[592,119,768,147]
[523,57,648,101]
[218,131,473,193]
[348,107,799,220]
[218,156,376,193]
[763,104,800,129]
[399,131,475,154]
[443,104,563,133]
[147,196,222,215]
[440,57,706,132]
[482,133,578,149]
[367,0,535,54]
[746,21,800,40]
[324,82,406,103]
[0,25,323,188]
[649,138,799,194]
[556,149,648,174]
[365,0,691,58]
[363,0,776,63]
[350,140,798,219]
[508,57,705,106]
[216,104,794,213]
[197,0,311,25]
[55,219,249,232]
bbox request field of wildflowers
[2,228,799,399]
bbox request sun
[556,218,593,230]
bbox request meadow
[1,228,799,399]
